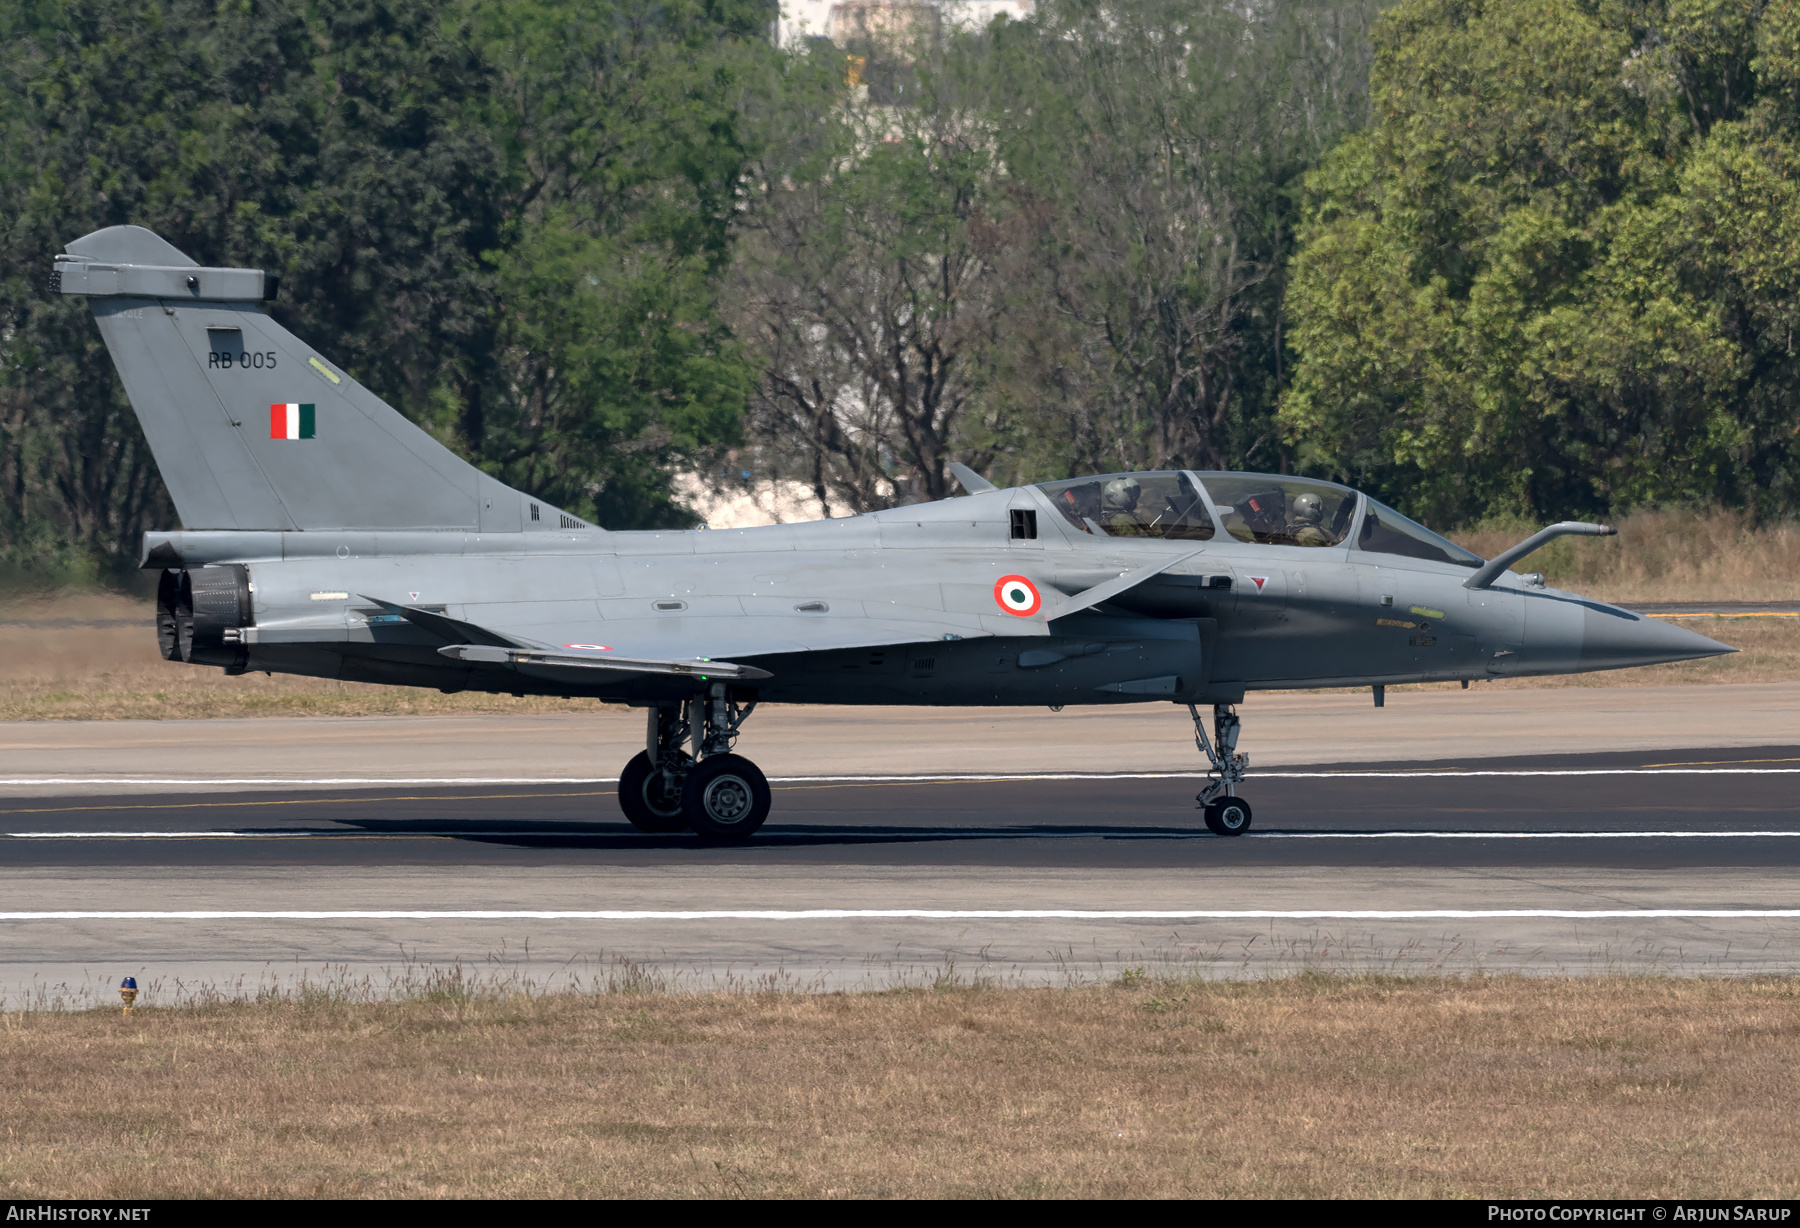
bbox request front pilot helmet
[1292,492,1324,525]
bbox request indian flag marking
[270,403,315,440]
[994,574,1042,617]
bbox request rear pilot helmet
[1103,477,1141,510]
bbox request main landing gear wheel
[1204,795,1253,837]
[682,753,771,842]
[617,751,690,833]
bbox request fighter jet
[51,226,1734,840]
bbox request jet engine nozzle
[157,564,253,670]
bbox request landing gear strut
[1188,702,1253,836]
[619,686,770,842]
[617,706,692,833]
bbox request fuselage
[144,471,1730,707]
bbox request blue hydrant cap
[121,977,137,990]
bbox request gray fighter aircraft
[52,226,1734,840]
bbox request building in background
[776,0,1033,46]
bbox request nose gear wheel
[1204,795,1253,836]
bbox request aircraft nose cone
[1579,606,1736,670]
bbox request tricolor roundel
[270,403,315,440]
[994,574,1042,617]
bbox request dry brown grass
[0,591,619,721]
[1450,506,1800,603]
[3,976,1797,1198]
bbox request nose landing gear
[1188,702,1253,836]
[621,687,770,842]
[1203,794,1253,836]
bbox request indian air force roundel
[994,574,1042,616]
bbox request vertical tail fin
[55,226,589,534]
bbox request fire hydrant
[120,976,137,1017]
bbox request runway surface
[10,682,1800,793]
[6,742,1800,1003]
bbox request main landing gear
[1188,702,1253,836]
[618,686,770,842]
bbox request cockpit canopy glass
[1197,474,1356,548]
[1359,498,1483,567]
[1036,471,1214,540]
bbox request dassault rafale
[51,226,1734,840]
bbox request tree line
[1,0,765,577]
[3,0,1797,579]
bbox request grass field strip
[7,766,1800,788]
[4,908,1800,921]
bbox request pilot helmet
[1103,477,1141,509]
[1292,492,1324,525]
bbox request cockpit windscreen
[1037,471,1215,540]
[1196,475,1356,547]
[1359,498,1484,567]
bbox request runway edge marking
[10,828,1800,841]
[5,909,1800,921]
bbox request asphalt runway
[6,745,1800,869]
[5,743,1800,1002]
[12,683,1800,794]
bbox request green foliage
[732,33,1010,512]
[0,0,767,573]
[458,0,768,526]
[26,0,1800,555]
[985,0,1382,481]
[730,0,1384,512]
[1285,0,1800,524]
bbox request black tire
[617,751,690,833]
[1204,795,1253,837]
[682,753,771,842]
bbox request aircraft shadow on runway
[323,816,1226,849]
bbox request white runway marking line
[0,778,616,787]
[6,766,1800,787]
[8,828,1800,841]
[2,909,1799,922]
